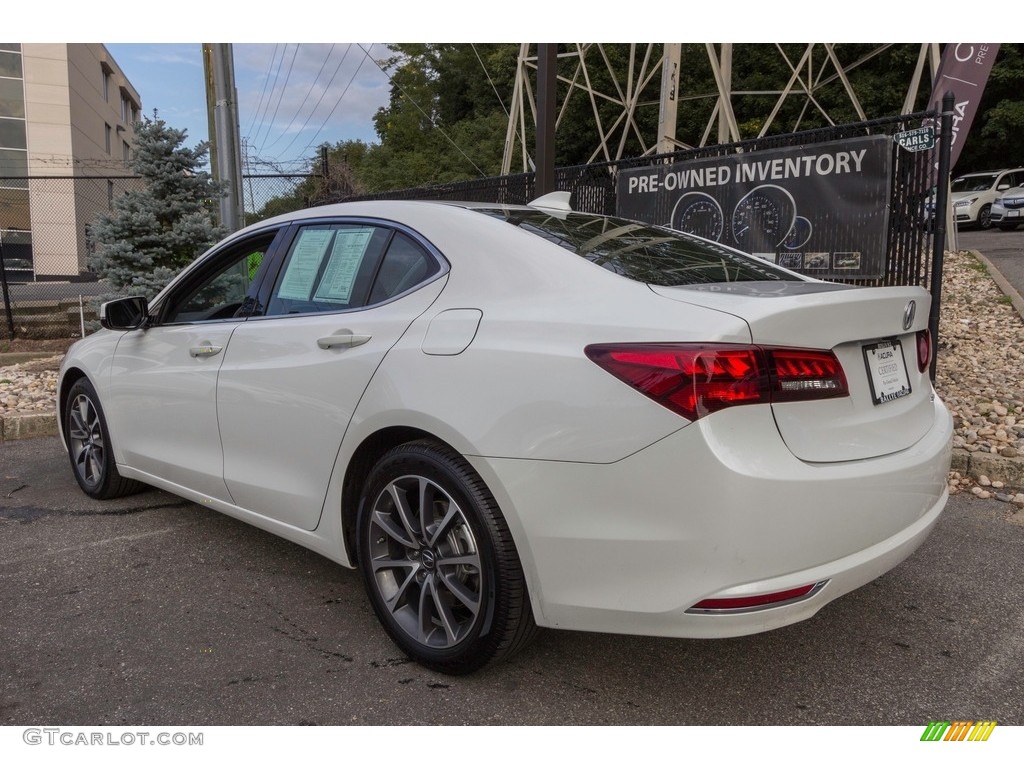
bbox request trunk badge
[903,300,916,331]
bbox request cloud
[235,43,391,160]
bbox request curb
[950,449,1024,487]
[0,352,60,366]
[969,248,1024,324]
[0,411,58,442]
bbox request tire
[978,204,992,229]
[64,378,144,499]
[356,440,537,674]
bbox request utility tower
[502,44,942,174]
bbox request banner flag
[927,44,1000,171]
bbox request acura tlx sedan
[58,193,953,674]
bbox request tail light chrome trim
[686,580,830,614]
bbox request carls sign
[894,126,935,152]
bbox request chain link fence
[1,174,318,340]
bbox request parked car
[58,195,953,674]
[937,168,1024,229]
[990,186,1024,230]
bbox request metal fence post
[0,235,15,340]
[928,92,954,382]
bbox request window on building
[0,117,26,149]
[0,51,22,79]
[101,62,113,101]
[105,123,111,154]
[0,148,28,185]
[123,140,130,164]
[0,78,25,119]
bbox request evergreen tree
[90,115,225,298]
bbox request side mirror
[100,296,150,331]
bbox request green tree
[357,44,518,190]
[90,116,225,298]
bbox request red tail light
[585,343,848,421]
[916,329,931,373]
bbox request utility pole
[657,44,681,155]
[202,44,245,233]
[535,44,557,197]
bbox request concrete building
[0,43,141,280]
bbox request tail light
[585,343,848,422]
[916,329,931,373]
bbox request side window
[266,225,389,316]
[368,232,436,304]
[162,234,275,324]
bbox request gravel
[2,250,1023,502]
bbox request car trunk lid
[651,281,937,462]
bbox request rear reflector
[916,329,931,373]
[586,343,848,422]
[687,581,828,614]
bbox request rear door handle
[317,331,372,350]
[189,344,223,358]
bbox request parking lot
[2,436,1022,726]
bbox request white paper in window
[313,228,373,303]
[276,228,334,301]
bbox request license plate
[862,340,912,405]
[1009,210,1019,218]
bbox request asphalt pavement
[959,227,1024,307]
[1,436,1022,726]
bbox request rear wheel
[64,378,144,499]
[357,440,536,674]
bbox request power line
[471,44,511,118]
[246,44,286,148]
[244,43,280,140]
[266,44,352,158]
[289,46,373,163]
[255,43,301,154]
[355,44,488,178]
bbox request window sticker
[276,228,334,301]
[313,228,374,303]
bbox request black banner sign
[617,136,892,279]
[927,43,1000,173]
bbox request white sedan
[58,195,953,674]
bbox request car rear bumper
[471,396,953,638]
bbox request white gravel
[2,250,1023,500]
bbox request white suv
[990,186,1024,230]
[947,168,1024,229]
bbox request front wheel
[356,440,537,674]
[64,378,144,499]
[978,204,992,229]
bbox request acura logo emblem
[903,300,916,331]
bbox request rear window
[475,208,793,286]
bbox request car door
[105,229,283,500]
[215,220,447,530]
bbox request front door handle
[189,343,223,358]
[317,331,372,350]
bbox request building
[0,43,141,280]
